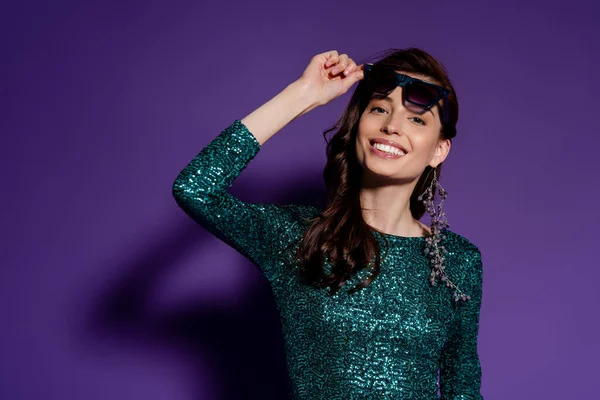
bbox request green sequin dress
[172,120,484,399]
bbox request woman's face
[355,71,451,184]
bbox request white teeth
[372,142,406,156]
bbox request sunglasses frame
[363,63,451,123]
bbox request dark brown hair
[292,47,460,296]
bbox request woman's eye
[369,107,426,125]
[370,106,386,113]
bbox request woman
[172,48,484,399]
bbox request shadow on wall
[80,175,326,400]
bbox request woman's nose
[381,117,404,136]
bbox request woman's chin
[360,166,397,183]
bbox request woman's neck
[359,187,429,237]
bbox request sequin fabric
[172,120,484,399]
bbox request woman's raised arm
[172,50,364,280]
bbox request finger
[330,54,349,74]
[325,55,338,68]
[337,54,350,68]
[341,68,365,92]
[346,64,364,81]
[342,58,357,76]
[357,64,365,78]
[323,50,339,67]
[343,65,356,76]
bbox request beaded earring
[418,167,470,302]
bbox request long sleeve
[439,249,484,400]
[172,119,304,282]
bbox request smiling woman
[355,71,451,186]
[172,47,483,399]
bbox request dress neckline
[309,206,446,242]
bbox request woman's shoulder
[443,228,483,275]
[442,228,483,282]
[443,228,481,254]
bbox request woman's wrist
[287,79,321,117]
[240,80,319,146]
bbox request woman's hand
[296,50,364,109]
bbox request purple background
[2,1,599,399]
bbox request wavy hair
[294,47,460,295]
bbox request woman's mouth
[369,142,406,159]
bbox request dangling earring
[418,167,470,302]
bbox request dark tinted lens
[405,81,441,107]
[365,65,397,94]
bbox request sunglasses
[363,63,451,123]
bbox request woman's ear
[429,138,451,168]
